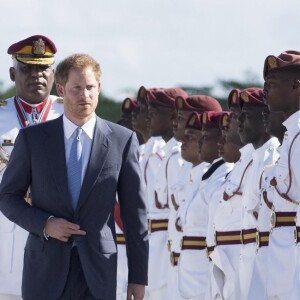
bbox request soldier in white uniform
[145,87,187,299]
[208,89,253,300]
[132,86,165,172]
[0,35,63,300]
[237,88,278,299]
[247,109,285,299]
[166,95,222,300]
[263,51,300,300]
[178,111,234,300]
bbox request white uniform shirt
[209,144,254,300]
[267,110,300,298]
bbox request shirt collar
[63,113,96,140]
[283,110,300,131]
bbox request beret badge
[268,56,277,69]
[177,97,183,109]
[240,92,249,102]
[188,114,196,126]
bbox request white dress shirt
[63,114,96,183]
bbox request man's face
[218,130,241,163]
[173,110,192,141]
[199,127,221,163]
[181,128,202,164]
[227,106,243,145]
[132,99,148,135]
[147,104,174,137]
[264,71,294,112]
[10,61,54,104]
[56,66,100,126]
[262,108,286,139]
[118,112,133,130]
[238,104,266,145]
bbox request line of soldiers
[115,50,300,300]
[0,33,300,300]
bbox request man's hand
[127,283,145,300]
[44,217,86,242]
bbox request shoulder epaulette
[0,99,7,106]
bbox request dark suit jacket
[0,116,148,300]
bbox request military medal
[14,96,53,128]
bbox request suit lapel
[44,116,72,211]
[76,117,112,210]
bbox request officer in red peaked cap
[8,35,58,105]
[0,35,63,299]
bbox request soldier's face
[56,66,100,126]
[264,71,294,113]
[132,100,148,136]
[199,127,221,163]
[10,61,54,104]
[238,104,267,145]
[147,105,174,137]
[262,109,286,139]
[181,128,202,165]
[173,110,192,142]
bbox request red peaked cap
[263,50,300,79]
[227,89,241,109]
[175,95,222,113]
[7,35,57,65]
[146,88,188,109]
[121,98,137,113]
[200,111,226,128]
[239,87,266,108]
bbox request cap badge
[124,99,131,109]
[177,97,183,109]
[189,114,196,126]
[32,38,46,55]
[232,92,237,103]
[268,56,277,69]
[202,113,207,124]
[241,92,249,102]
[222,115,229,127]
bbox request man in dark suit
[0,53,148,300]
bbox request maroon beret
[185,112,202,130]
[200,111,224,128]
[227,89,241,109]
[175,95,222,113]
[239,88,266,108]
[121,98,137,113]
[263,50,300,79]
[7,35,57,65]
[147,87,187,109]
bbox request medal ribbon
[14,97,53,128]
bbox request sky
[0,0,299,102]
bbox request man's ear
[56,83,64,97]
[9,67,15,82]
